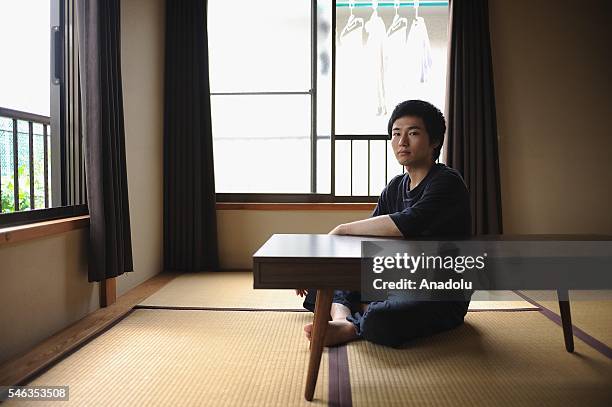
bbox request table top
[252,234,401,260]
[253,234,389,289]
[253,233,612,261]
[251,233,612,290]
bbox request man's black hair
[387,100,446,162]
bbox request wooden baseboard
[0,271,179,387]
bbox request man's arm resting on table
[295,216,401,296]
[330,215,403,237]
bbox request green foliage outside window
[1,160,49,213]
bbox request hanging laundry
[385,18,410,113]
[336,16,368,134]
[407,16,433,84]
[364,8,387,116]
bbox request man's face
[391,115,437,168]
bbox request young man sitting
[298,99,472,347]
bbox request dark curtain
[164,0,219,272]
[76,0,133,282]
[445,0,503,235]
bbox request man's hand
[295,289,308,297]
[329,224,347,235]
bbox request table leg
[557,288,574,353]
[305,288,333,401]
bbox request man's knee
[359,302,467,348]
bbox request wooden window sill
[216,203,376,211]
[0,215,90,246]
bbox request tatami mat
[10,296,611,406]
[138,272,305,310]
[137,271,537,310]
[538,300,612,347]
[347,311,612,407]
[8,310,328,407]
[519,290,612,347]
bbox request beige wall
[0,230,96,365]
[217,210,372,269]
[0,0,165,365]
[489,0,612,234]
[119,0,165,295]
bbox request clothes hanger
[387,0,408,36]
[340,0,364,38]
[368,0,380,20]
[413,0,425,24]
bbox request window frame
[0,204,87,228]
[213,1,365,203]
[0,0,89,228]
[212,1,416,203]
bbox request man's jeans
[303,289,469,348]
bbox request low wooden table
[252,233,591,401]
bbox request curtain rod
[336,1,448,7]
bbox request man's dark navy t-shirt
[372,163,471,238]
[303,164,473,335]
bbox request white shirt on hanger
[365,10,388,116]
[407,16,433,84]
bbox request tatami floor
[8,272,612,406]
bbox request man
[299,99,472,347]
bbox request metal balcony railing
[0,107,52,213]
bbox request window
[0,0,87,226]
[208,0,449,202]
[208,0,314,195]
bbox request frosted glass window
[208,0,311,93]
[212,95,311,193]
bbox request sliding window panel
[0,0,57,213]
[211,95,311,193]
[208,0,311,93]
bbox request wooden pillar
[100,277,117,307]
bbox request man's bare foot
[304,323,314,339]
[303,320,359,347]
